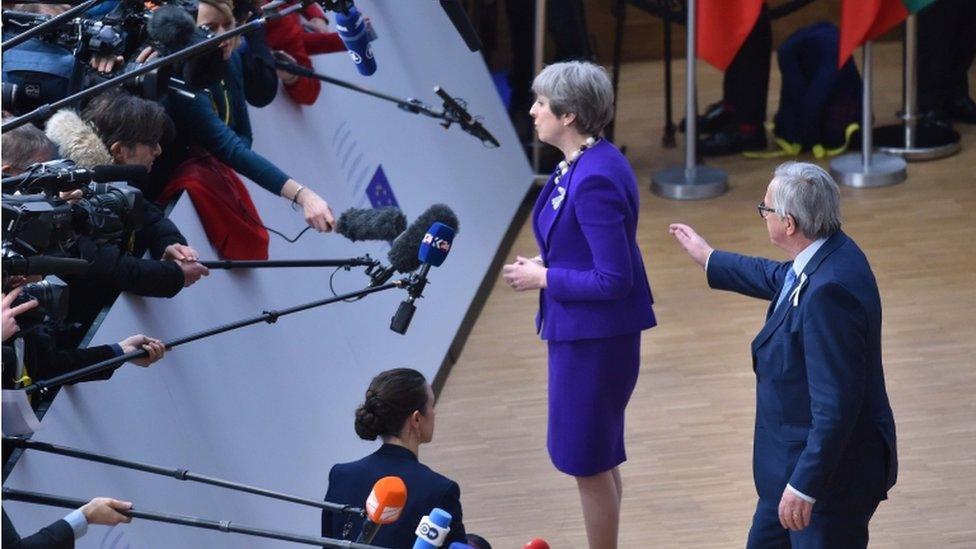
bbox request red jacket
[264,9,345,105]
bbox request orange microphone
[357,476,408,543]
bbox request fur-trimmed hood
[44,109,113,168]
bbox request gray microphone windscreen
[387,204,459,273]
[336,207,407,241]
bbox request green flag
[902,0,938,13]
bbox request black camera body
[2,160,145,255]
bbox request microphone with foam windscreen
[356,476,407,543]
[337,207,406,242]
[387,205,459,275]
[413,507,453,549]
[147,4,225,90]
[523,539,550,549]
[335,4,377,76]
[390,222,455,335]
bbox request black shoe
[918,109,954,131]
[949,97,976,125]
[699,124,767,156]
[679,101,735,135]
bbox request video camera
[2,160,145,256]
[1,0,220,114]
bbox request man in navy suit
[670,162,897,548]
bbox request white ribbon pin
[790,272,808,307]
[551,186,566,210]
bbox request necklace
[551,136,598,210]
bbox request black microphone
[1,256,90,276]
[337,207,406,242]
[434,87,499,147]
[147,5,225,89]
[439,0,482,52]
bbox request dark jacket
[322,444,466,548]
[707,231,897,508]
[3,510,75,549]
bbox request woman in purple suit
[502,61,656,548]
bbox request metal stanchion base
[651,165,728,200]
[829,153,907,188]
[874,124,961,161]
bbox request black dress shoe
[699,124,767,156]
[949,97,976,124]
[679,101,735,135]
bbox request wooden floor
[425,43,976,548]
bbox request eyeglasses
[757,203,778,219]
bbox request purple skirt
[547,332,641,476]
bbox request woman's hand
[118,334,166,367]
[502,255,547,291]
[297,188,336,232]
[303,16,330,33]
[273,50,300,85]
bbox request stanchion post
[829,41,907,187]
[874,15,960,160]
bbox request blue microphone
[390,223,456,334]
[412,508,453,549]
[334,5,377,76]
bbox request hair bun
[354,403,380,440]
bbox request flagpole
[651,0,727,200]
[829,41,907,188]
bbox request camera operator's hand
[273,50,300,86]
[163,243,200,263]
[177,261,210,287]
[80,497,133,525]
[91,54,125,74]
[118,334,166,367]
[59,189,84,203]
[135,46,161,65]
[2,287,39,342]
[303,16,330,34]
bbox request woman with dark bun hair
[322,368,467,548]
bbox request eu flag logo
[365,166,399,208]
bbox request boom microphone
[412,507,453,549]
[337,207,407,242]
[357,476,407,543]
[387,204,459,274]
[335,5,377,76]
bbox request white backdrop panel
[4,2,532,546]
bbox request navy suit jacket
[707,231,897,507]
[321,444,465,548]
[532,139,656,341]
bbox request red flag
[838,0,908,67]
[696,0,764,71]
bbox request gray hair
[532,61,614,136]
[1,121,56,174]
[770,161,842,240]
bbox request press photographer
[38,90,209,331]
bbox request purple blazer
[533,139,656,341]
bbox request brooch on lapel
[790,273,808,307]
[551,186,566,210]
